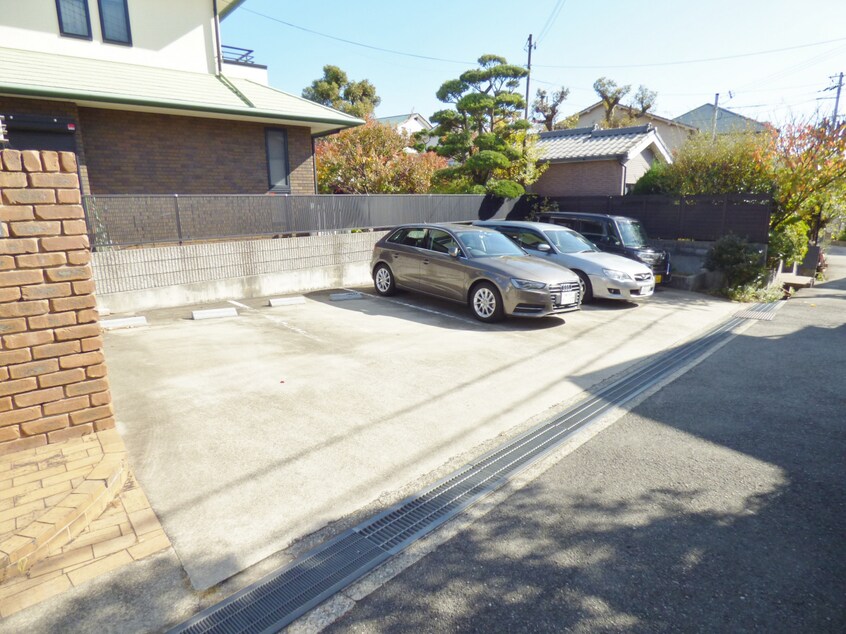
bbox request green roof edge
[219,0,247,20]
[0,83,365,130]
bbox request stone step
[0,454,127,583]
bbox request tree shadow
[323,285,846,631]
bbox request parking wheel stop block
[330,292,363,301]
[191,307,238,320]
[268,296,307,307]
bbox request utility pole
[711,93,720,140]
[833,71,843,127]
[524,34,535,120]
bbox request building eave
[0,85,364,135]
[218,0,247,20]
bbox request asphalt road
[323,249,846,633]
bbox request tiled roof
[377,114,414,126]
[376,113,433,129]
[673,104,768,134]
[0,46,363,135]
[536,124,670,162]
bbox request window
[427,229,459,254]
[56,0,92,39]
[515,230,548,251]
[98,0,132,45]
[387,228,426,248]
[579,220,607,240]
[265,129,291,192]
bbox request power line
[239,8,846,78]
[533,36,846,69]
[733,43,846,91]
[536,0,567,44]
[241,7,473,66]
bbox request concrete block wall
[92,231,386,313]
[0,149,114,457]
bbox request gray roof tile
[537,124,655,161]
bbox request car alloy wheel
[374,264,396,296]
[471,282,504,322]
[575,271,593,303]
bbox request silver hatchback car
[371,223,582,322]
[476,220,655,302]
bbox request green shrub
[705,234,766,290]
[726,282,788,303]
[768,220,809,268]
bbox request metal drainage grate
[170,307,766,634]
[734,300,784,321]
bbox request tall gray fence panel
[82,194,517,249]
[540,194,771,242]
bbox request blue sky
[221,0,846,126]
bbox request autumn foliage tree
[315,119,447,194]
[633,117,846,264]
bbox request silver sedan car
[475,220,655,302]
[371,223,582,322]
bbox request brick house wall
[0,149,114,457]
[0,97,316,196]
[530,160,625,197]
[0,97,92,197]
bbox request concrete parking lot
[104,286,742,592]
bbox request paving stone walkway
[0,430,170,618]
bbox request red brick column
[0,149,114,456]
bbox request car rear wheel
[470,282,504,323]
[575,271,593,303]
[373,264,396,296]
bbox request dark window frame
[265,128,291,193]
[55,0,93,40]
[97,0,132,46]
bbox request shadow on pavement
[324,288,846,632]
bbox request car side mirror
[448,246,461,258]
[537,243,552,252]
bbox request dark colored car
[371,223,582,322]
[538,212,671,284]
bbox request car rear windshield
[456,230,525,257]
[544,229,598,254]
[618,220,649,247]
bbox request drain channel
[171,308,763,634]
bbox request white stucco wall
[0,0,217,73]
[624,148,655,191]
[575,107,693,154]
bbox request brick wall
[0,97,316,196]
[530,160,624,197]
[0,149,114,457]
[79,108,315,195]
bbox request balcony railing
[221,45,256,65]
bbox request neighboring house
[0,0,362,195]
[573,101,697,153]
[376,112,436,150]
[376,113,433,137]
[529,124,673,197]
[674,104,768,135]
